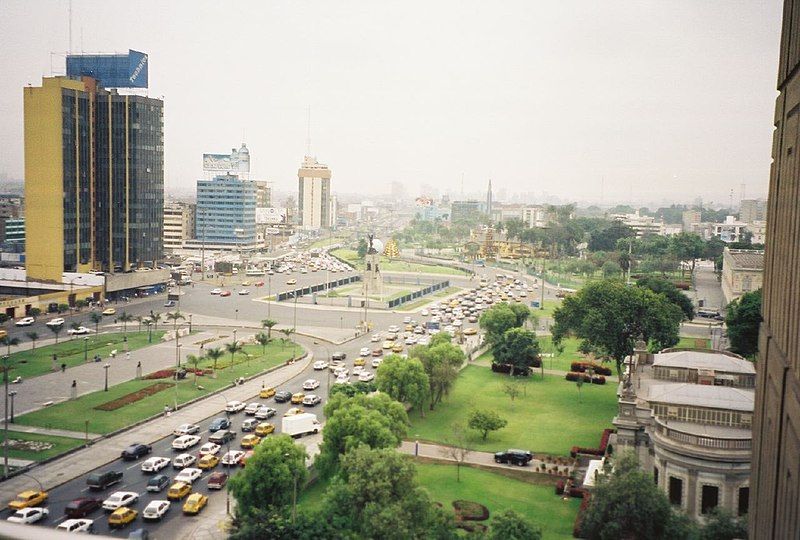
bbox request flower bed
[94,382,173,411]
[570,428,614,458]
[565,372,606,385]
[569,361,613,376]
[452,500,490,521]
[144,368,176,380]
[572,490,592,537]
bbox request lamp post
[3,355,10,478]
[8,391,16,423]
[103,363,110,392]
[188,314,193,334]
[235,309,239,321]
[83,336,89,363]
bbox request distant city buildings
[721,248,764,305]
[163,201,196,253]
[450,200,483,223]
[298,156,332,230]
[195,173,256,247]
[739,199,766,223]
[713,216,749,243]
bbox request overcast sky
[0,1,782,205]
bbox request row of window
[662,472,748,516]
[652,403,752,428]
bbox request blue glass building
[195,173,256,245]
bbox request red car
[207,472,229,490]
[220,291,232,297]
[254,281,264,287]
[65,497,102,518]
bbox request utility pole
[3,356,8,478]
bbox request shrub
[29,308,41,317]
[555,480,565,495]
[564,372,606,385]
[491,363,532,376]
[569,361,612,376]
[573,491,592,537]
[570,429,614,457]
[452,500,490,522]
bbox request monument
[362,234,384,299]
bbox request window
[701,485,719,514]
[669,477,682,506]
[738,487,749,516]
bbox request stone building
[721,248,764,305]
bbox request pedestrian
[164,404,170,417]
[200,342,204,350]
[61,363,66,373]
[125,351,131,361]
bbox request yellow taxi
[464,327,478,336]
[382,340,395,350]
[259,386,276,399]
[182,493,208,515]
[290,392,305,404]
[404,324,414,332]
[102,308,117,316]
[240,434,261,449]
[254,422,275,437]
[8,490,48,510]
[167,482,191,501]
[108,507,137,528]
[198,454,219,470]
[353,357,366,366]
[392,344,404,353]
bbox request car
[102,491,138,511]
[198,454,220,470]
[164,300,176,307]
[207,472,229,490]
[102,308,117,316]
[418,336,430,346]
[220,290,232,297]
[302,379,320,390]
[302,394,322,406]
[209,429,236,444]
[286,278,297,285]
[255,406,277,419]
[86,470,123,490]
[382,340,395,350]
[210,288,222,295]
[175,467,203,484]
[421,309,430,316]
[238,289,250,295]
[172,453,197,469]
[241,280,252,286]
[65,497,102,518]
[493,449,534,466]
[141,457,170,473]
[334,375,349,385]
[352,365,365,375]
[198,442,222,455]
[255,422,275,436]
[387,325,400,333]
[331,351,347,360]
[173,423,200,436]
[370,334,381,342]
[146,474,170,493]
[208,417,231,432]
[46,317,65,327]
[274,390,292,403]
[14,317,35,327]
[402,316,412,324]
[359,347,371,357]
[371,357,383,368]
[167,482,191,501]
[283,406,304,416]
[255,281,264,287]
[464,327,478,335]
[467,316,479,323]
[172,435,201,450]
[354,356,366,366]
[240,434,262,449]
[372,348,383,357]
[414,325,426,334]
[244,402,261,415]
[142,500,170,521]
[108,507,138,528]
[313,360,329,370]
[67,326,92,335]
[7,507,49,524]
[221,450,246,466]
[57,519,94,533]
[183,493,209,515]
[241,418,259,432]
[8,490,48,510]
[225,400,246,413]
[358,372,375,382]
[333,367,348,378]
[258,385,277,398]
[121,443,152,460]
[392,344,404,353]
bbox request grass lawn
[331,249,468,276]
[6,331,166,379]
[676,336,711,349]
[15,340,297,434]
[3,430,85,462]
[409,365,617,456]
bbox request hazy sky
[0,1,781,204]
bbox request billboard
[66,49,149,89]
[202,154,234,172]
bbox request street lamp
[3,355,11,478]
[83,336,89,363]
[103,363,110,392]
[8,391,16,423]
[188,314,193,334]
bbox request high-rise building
[163,201,196,253]
[298,156,332,230]
[254,181,271,208]
[749,3,800,536]
[195,173,256,246]
[450,200,483,223]
[486,180,493,222]
[739,199,766,224]
[24,75,163,281]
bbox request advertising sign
[202,154,234,172]
[66,49,149,89]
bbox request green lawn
[676,336,711,349]
[5,331,165,379]
[15,340,298,434]
[331,249,468,276]
[409,365,617,456]
[476,336,585,373]
[3,430,85,462]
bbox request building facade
[739,199,766,224]
[24,76,164,281]
[3,218,25,245]
[712,216,748,243]
[298,156,332,230]
[195,173,256,246]
[721,248,764,305]
[163,201,196,253]
[750,3,800,536]
[254,180,271,208]
[450,200,483,223]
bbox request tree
[552,280,682,376]
[441,423,471,482]
[508,302,532,328]
[493,327,540,376]
[699,508,748,540]
[230,507,338,540]
[187,354,202,386]
[228,435,308,518]
[261,319,278,339]
[588,223,634,252]
[254,332,271,355]
[165,311,184,333]
[468,409,507,441]
[375,355,429,416]
[636,276,695,320]
[491,509,542,540]
[502,381,523,401]
[89,311,103,335]
[49,322,63,344]
[669,232,705,277]
[413,341,465,410]
[479,303,520,345]
[226,340,243,367]
[25,331,39,351]
[602,260,622,279]
[150,311,161,330]
[580,451,697,540]
[118,311,133,335]
[205,347,224,370]
[725,289,761,358]
[356,238,369,258]
[321,446,455,540]
[279,328,294,349]
[0,336,20,356]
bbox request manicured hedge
[569,361,612,376]
[490,363,534,376]
[570,428,614,458]
[564,372,606,385]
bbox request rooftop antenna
[305,106,312,157]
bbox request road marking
[126,462,141,470]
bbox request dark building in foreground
[749,2,800,536]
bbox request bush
[0,314,9,323]
[58,303,70,313]
[491,363,532,375]
[569,361,612,376]
[452,500,490,522]
[29,308,41,317]
[570,429,614,457]
[564,372,606,385]
[573,491,592,537]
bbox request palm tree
[0,336,20,356]
[26,331,39,351]
[261,319,278,339]
[278,328,294,349]
[150,312,161,331]
[89,311,103,335]
[225,341,243,368]
[135,315,144,333]
[118,312,134,335]
[205,347,224,370]
[254,332,271,356]
[49,322,63,344]
[187,354,202,386]
[165,311,185,332]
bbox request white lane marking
[126,462,141,470]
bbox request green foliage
[601,260,622,278]
[669,233,705,275]
[376,355,429,415]
[29,307,41,317]
[228,435,308,517]
[357,238,369,258]
[491,509,542,540]
[493,327,540,375]
[480,303,521,345]
[588,223,635,252]
[699,508,748,540]
[725,289,762,358]
[468,409,508,440]
[508,302,532,327]
[636,276,695,320]
[205,347,224,370]
[412,340,465,409]
[230,507,340,540]
[328,380,375,398]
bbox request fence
[276,275,361,302]
[387,280,450,308]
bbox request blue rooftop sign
[66,49,148,89]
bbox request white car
[402,316,412,324]
[420,309,430,316]
[352,365,365,375]
[333,367,348,378]
[313,360,329,370]
[226,400,246,413]
[334,376,350,385]
[387,325,400,333]
[102,491,138,511]
[141,456,170,473]
[210,288,222,295]
[370,334,381,342]
[173,423,200,436]
[172,435,201,450]
[244,402,261,415]
[452,319,463,327]
[46,317,65,327]
[418,337,430,345]
[302,379,320,390]
[172,453,197,469]
[255,406,276,419]
[198,442,221,456]
[358,372,375,382]
[175,467,202,484]
[359,347,371,357]
[7,507,49,524]
[14,317,35,327]
[238,289,250,295]
[67,326,92,335]
[142,500,170,521]
[371,358,383,368]
[404,336,417,345]
[221,450,245,466]
[57,519,94,533]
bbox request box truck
[282,413,321,438]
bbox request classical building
[721,248,764,305]
[614,346,753,521]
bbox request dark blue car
[209,417,231,432]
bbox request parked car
[207,472,229,490]
[65,497,102,518]
[220,290,232,297]
[163,300,176,308]
[146,475,170,493]
[14,317,35,327]
[140,457,170,473]
[86,470,123,491]
[102,308,117,316]
[7,507,49,524]
[208,417,231,432]
[493,449,533,466]
[102,491,139,511]
[210,288,222,295]
[142,500,170,521]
